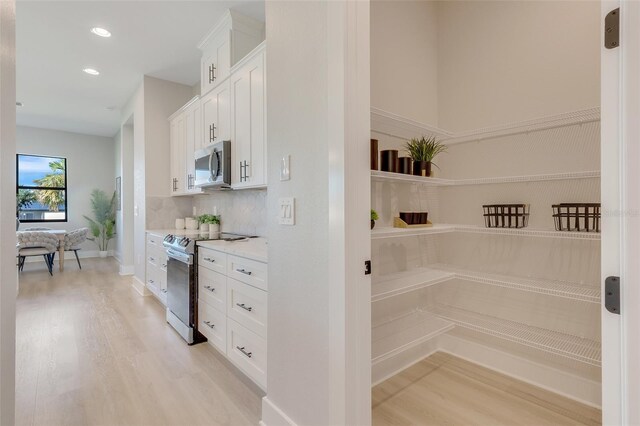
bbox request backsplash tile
[146,196,194,229]
[193,189,267,237]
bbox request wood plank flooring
[16,258,263,426]
[372,352,602,426]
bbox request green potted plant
[404,136,447,177]
[371,209,379,230]
[198,214,221,233]
[84,189,116,257]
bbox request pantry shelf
[370,170,600,186]
[372,310,454,364]
[371,170,453,186]
[431,264,600,303]
[371,224,601,241]
[372,268,455,302]
[428,304,601,366]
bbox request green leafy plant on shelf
[198,214,220,225]
[405,136,447,177]
[371,209,379,230]
[84,189,116,252]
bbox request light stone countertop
[146,229,205,237]
[197,238,268,263]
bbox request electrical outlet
[278,197,295,225]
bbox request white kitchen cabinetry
[198,10,264,97]
[146,232,168,306]
[169,112,186,195]
[197,242,268,390]
[201,81,230,147]
[169,96,202,196]
[230,43,267,189]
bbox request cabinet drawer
[198,300,226,354]
[198,247,227,274]
[227,319,266,390]
[198,267,227,313]
[227,255,268,291]
[146,266,160,293]
[227,278,267,337]
[147,233,164,247]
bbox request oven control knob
[180,237,190,247]
[164,235,175,243]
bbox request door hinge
[605,8,620,49]
[364,260,372,275]
[605,276,621,315]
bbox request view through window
[16,154,67,222]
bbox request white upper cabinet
[198,10,265,96]
[185,98,203,194]
[169,111,187,195]
[202,80,231,147]
[231,43,267,189]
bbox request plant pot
[371,139,379,170]
[209,223,220,233]
[99,251,108,258]
[412,161,432,177]
[398,157,413,175]
[199,223,209,232]
[380,150,399,173]
[371,220,375,230]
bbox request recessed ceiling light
[16,102,23,107]
[90,27,111,38]
[83,68,100,76]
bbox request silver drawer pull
[236,346,252,358]
[162,289,167,293]
[148,279,155,284]
[204,285,215,292]
[149,257,155,262]
[236,268,252,276]
[204,257,215,263]
[204,320,215,329]
[236,303,253,312]
[161,264,167,269]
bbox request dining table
[45,230,67,272]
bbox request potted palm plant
[84,189,116,257]
[405,136,447,177]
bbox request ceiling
[16,1,265,138]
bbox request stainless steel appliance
[162,232,253,344]
[194,140,231,189]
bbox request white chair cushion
[18,247,52,256]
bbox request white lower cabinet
[146,232,168,306]
[197,244,268,390]
[227,318,267,389]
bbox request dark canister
[380,150,399,173]
[398,157,413,175]
[371,139,379,170]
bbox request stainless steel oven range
[162,232,253,344]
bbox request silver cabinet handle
[161,264,167,269]
[236,268,252,276]
[236,303,253,312]
[149,257,155,262]
[162,289,167,293]
[204,257,215,263]
[204,285,215,292]
[148,279,155,284]
[236,346,252,358]
[204,320,215,329]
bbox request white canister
[185,218,199,230]
[199,223,209,232]
[175,218,185,230]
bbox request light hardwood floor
[16,258,263,426]
[372,352,602,426]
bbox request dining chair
[16,231,59,275]
[63,228,89,269]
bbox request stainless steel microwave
[194,140,231,189]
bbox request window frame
[16,153,68,223]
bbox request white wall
[371,0,439,126]
[16,126,115,254]
[437,0,600,132]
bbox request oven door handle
[166,248,192,265]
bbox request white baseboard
[119,264,135,276]
[260,397,298,426]
[372,337,440,386]
[438,334,601,408]
[131,276,150,296]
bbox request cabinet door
[185,100,203,194]
[200,30,231,96]
[169,113,186,195]
[201,81,230,147]
[230,50,266,189]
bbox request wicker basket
[483,204,530,229]
[552,203,600,232]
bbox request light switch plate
[280,155,291,181]
[278,197,295,225]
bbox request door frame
[601,0,640,424]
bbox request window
[16,154,67,222]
